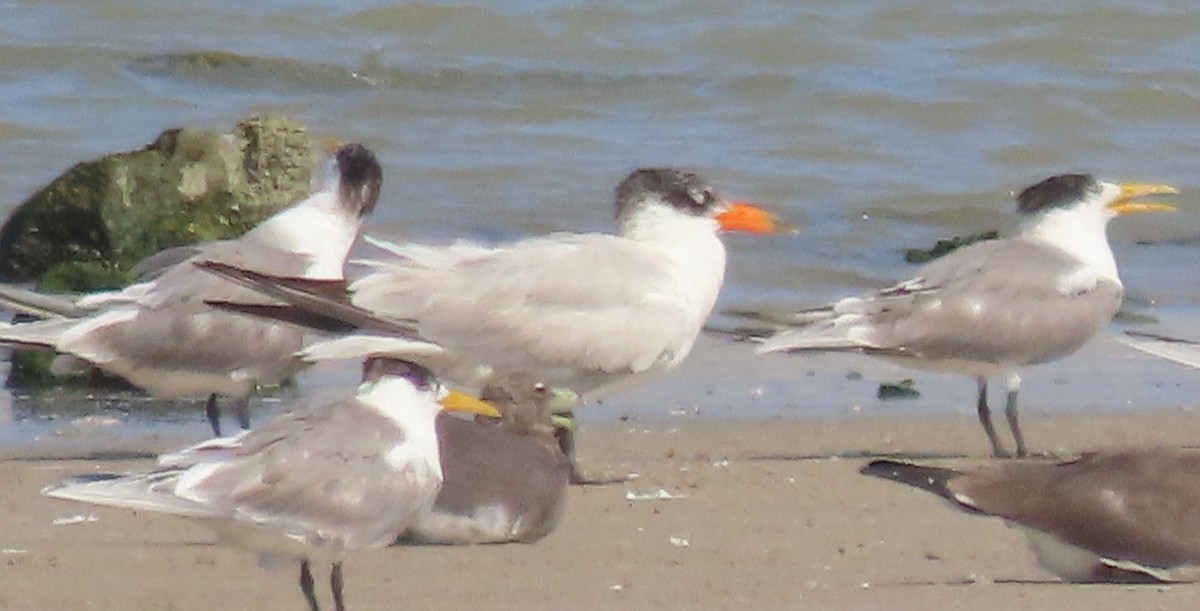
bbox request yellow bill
[1110,182,1178,215]
[440,390,502,418]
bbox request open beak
[715,202,795,234]
[1109,183,1178,215]
[441,390,502,418]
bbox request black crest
[361,357,436,391]
[1015,174,1099,214]
[334,143,383,217]
[614,168,719,219]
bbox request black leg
[1005,388,1027,458]
[556,413,590,484]
[205,394,222,437]
[300,559,320,611]
[974,378,1009,458]
[555,416,576,463]
[232,395,252,431]
[331,562,345,611]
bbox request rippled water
[4,0,1200,438]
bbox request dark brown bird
[863,449,1200,582]
[399,376,575,545]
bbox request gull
[863,450,1200,582]
[198,167,788,480]
[42,356,500,611]
[0,142,383,435]
[400,374,576,545]
[754,175,1176,457]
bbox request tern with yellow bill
[43,357,500,611]
[755,175,1177,457]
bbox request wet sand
[5,409,1200,610]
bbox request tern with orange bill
[200,167,789,482]
[752,175,1176,457]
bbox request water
[4,0,1200,448]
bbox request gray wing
[0,284,89,319]
[136,239,314,310]
[55,303,306,396]
[951,449,1200,569]
[352,234,706,389]
[762,239,1123,366]
[129,244,205,279]
[48,240,315,395]
[179,400,437,550]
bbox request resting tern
[400,375,576,545]
[43,357,500,611]
[0,142,382,435]
[754,175,1176,457]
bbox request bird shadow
[743,447,1173,463]
[876,576,1182,587]
[9,450,159,462]
[746,450,975,463]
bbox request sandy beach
[5,408,1200,611]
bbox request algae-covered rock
[0,116,315,292]
[904,230,1000,264]
[877,378,920,401]
[127,51,379,91]
[1113,309,1159,325]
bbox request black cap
[614,168,720,221]
[334,143,383,217]
[1016,174,1100,214]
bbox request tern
[42,357,500,611]
[0,142,383,435]
[199,167,787,480]
[754,175,1176,457]
[863,450,1200,583]
[400,375,575,545]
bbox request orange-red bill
[715,202,792,234]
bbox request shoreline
[5,409,1200,610]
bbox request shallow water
[3,0,1200,445]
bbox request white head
[243,142,384,278]
[612,168,785,239]
[1017,174,1176,273]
